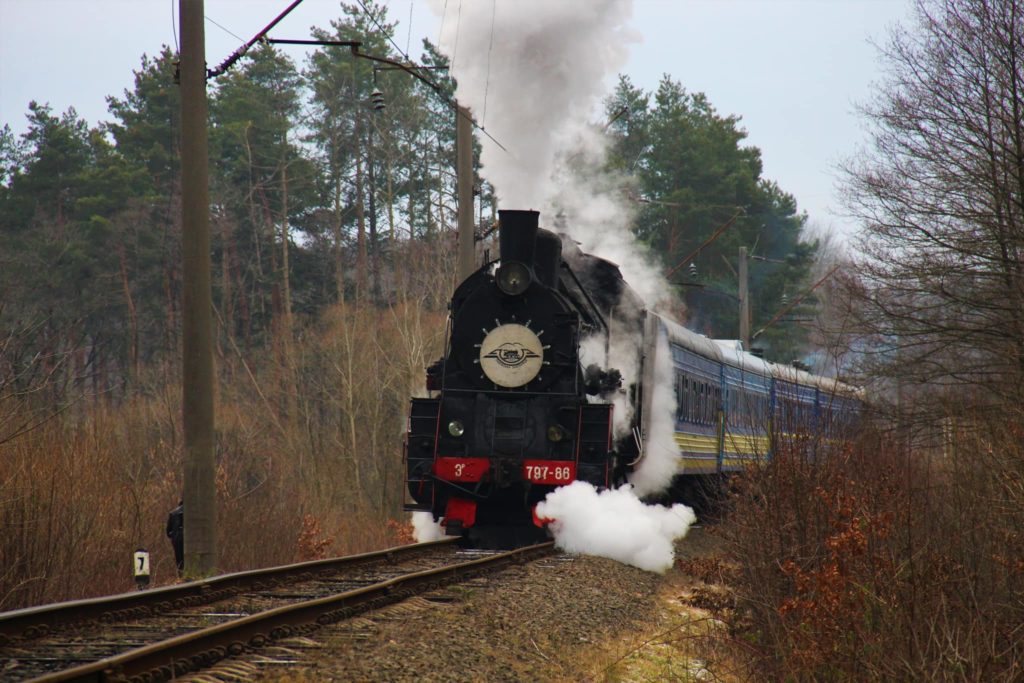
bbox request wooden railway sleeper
[394,588,416,601]
[102,665,125,682]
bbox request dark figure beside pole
[166,501,184,575]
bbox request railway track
[1,539,555,682]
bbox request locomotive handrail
[558,262,609,335]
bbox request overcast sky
[0,0,913,237]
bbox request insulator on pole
[371,89,385,111]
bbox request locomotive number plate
[434,457,490,482]
[523,460,576,485]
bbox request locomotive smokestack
[498,209,540,267]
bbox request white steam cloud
[536,481,696,573]
[545,128,670,307]
[580,316,642,440]
[411,511,446,543]
[434,0,636,208]
[431,0,671,306]
[628,325,681,497]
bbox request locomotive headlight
[448,420,465,437]
[547,424,566,442]
[495,261,532,296]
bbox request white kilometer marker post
[133,548,151,590]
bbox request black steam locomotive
[404,210,637,545]
[404,209,860,546]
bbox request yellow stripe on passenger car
[673,432,719,453]
[680,457,718,474]
[723,432,770,456]
[672,430,770,473]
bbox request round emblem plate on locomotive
[479,323,544,387]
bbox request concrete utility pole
[738,246,750,350]
[456,104,475,282]
[179,0,217,577]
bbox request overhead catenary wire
[203,0,510,153]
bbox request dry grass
[0,297,446,611]
[2,393,182,604]
[572,538,744,682]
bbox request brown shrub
[720,410,1024,680]
[296,515,334,561]
[386,518,416,546]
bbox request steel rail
[30,541,554,683]
[0,538,457,643]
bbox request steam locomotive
[404,209,860,546]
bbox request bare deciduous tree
[841,0,1024,411]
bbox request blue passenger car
[645,314,860,481]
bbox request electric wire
[481,0,496,127]
[268,36,509,154]
[406,0,414,56]
[438,0,449,51]
[207,0,305,79]
[204,0,510,154]
[170,0,179,52]
[450,0,462,77]
[351,0,507,153]
[205,15,246,43]
[354,0,412,63]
